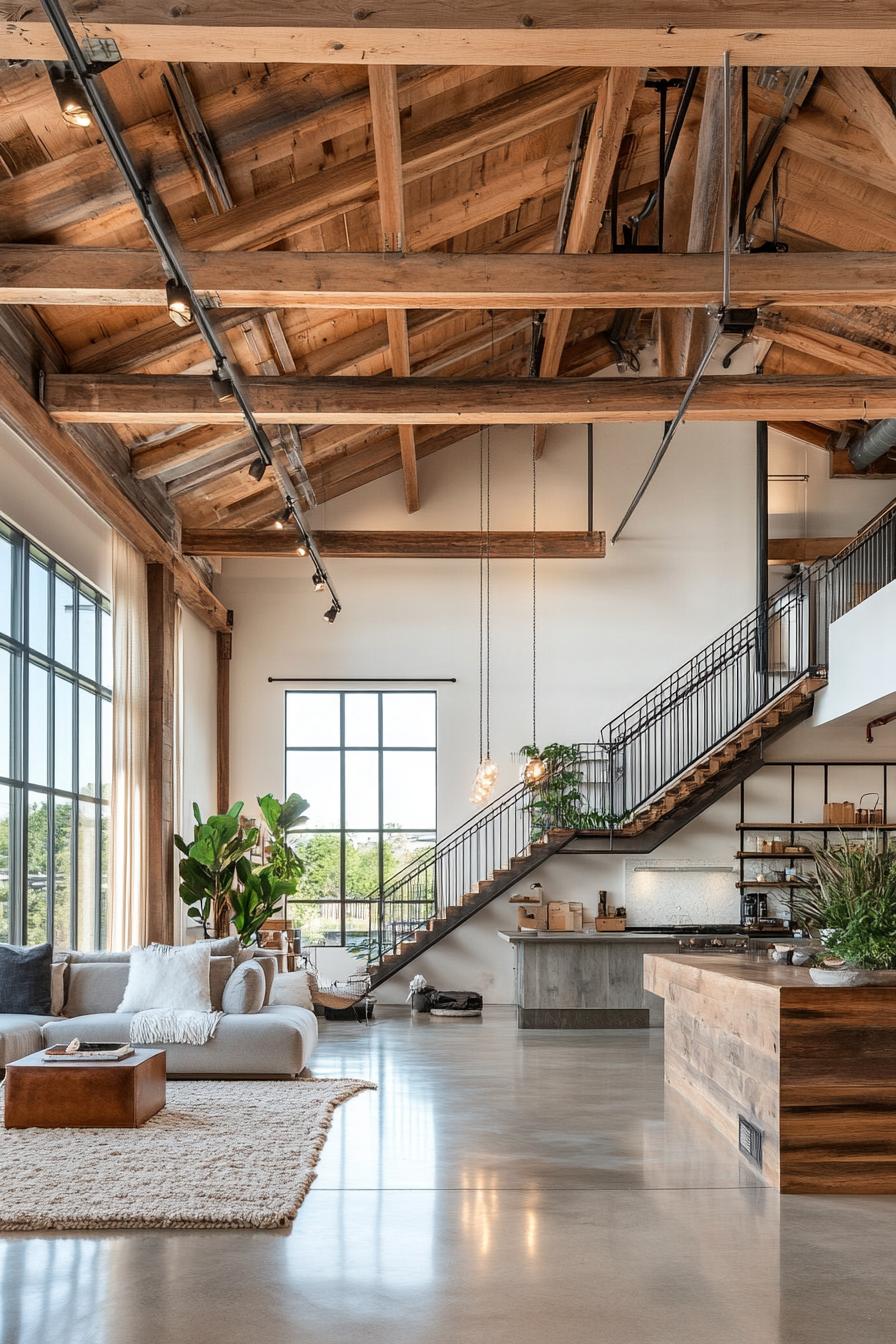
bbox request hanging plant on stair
[519,744,629,841]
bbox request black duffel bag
[428,990,483,1017]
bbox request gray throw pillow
[0,942,53,1015]
[203,936,241,959]
[221,960,265,1015]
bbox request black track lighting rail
[39,0,341,617]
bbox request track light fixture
[273,506,292,531]
[312,573,325,592]
[48,63,92,128]
[323,605,338,624]
[296,541,308,558]
[248,457,268,483]
[165,278,193,328]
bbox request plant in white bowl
[791,839,896,984]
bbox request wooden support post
[146,563,176,946]
[217,622,233,814]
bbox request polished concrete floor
[3,1007,896,1344]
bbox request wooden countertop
[645,951,896,993]
[498,930,684,944]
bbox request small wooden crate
[596,916,626,932]
[823,802,856,825]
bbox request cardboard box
[548,902,575,932]
[595,916,627,932]
[517,905,548,932]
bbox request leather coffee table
[4,1048,166,1128]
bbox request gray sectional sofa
[0,952,317,1079]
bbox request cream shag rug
[0,1077,374,1231]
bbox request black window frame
[283,688,437,948]
[0,514,111,948]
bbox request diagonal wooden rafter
[532,66,640,455]
[824,67,896,171]
[369,65,418,514]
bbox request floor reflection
[1,1009,895,1344]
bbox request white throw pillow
[268,970,314,1013]
[117,942,212,1013]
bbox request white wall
[179,604,218,832]
[768,429,894,541]
[811,580,896,728]
[0,420,111,592]
[219,418,758,994]
[218,418,896,1003]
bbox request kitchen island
[644,952,896,1193]
[498,930,678,1028]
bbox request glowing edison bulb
[522,754,547,786]
[470,756,499,804]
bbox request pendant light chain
[485,424,492,760]
[532,434,537,746]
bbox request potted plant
[175,793,308,945]
[518,743,627,841]
[791,839,896,985]
[175,802,258,938]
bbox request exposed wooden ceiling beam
[369,65,418,514]
[768,420,837,449]
[14,247,896,309]
[534,67,640,454]
[768,536,852,564]
[825,68,896,171]
[0,360,228,631]
[43,373,896,426]
[4,4,894,66]
[183,529,606,559]
[17,246,896,319]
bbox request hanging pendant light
[470,426,498,804]
[522,437,546,789]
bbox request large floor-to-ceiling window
[284,689,436,950]
[0,516,111,948]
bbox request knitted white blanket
[129,1009,223,1046]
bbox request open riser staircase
[364,502,896,988]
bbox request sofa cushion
[64,962,131,1016]
[270,969,315,1013]
[67,950,131,963]
[118,942,212,1013]
[0,942,53,1015]
[0,1013,61,1066]
[221,960,265,1015]
[200,936,241,960]
[62,955,233,1016]
[43,1006,318,1078]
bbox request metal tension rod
[39,0,341,615]
[612,51,734,545]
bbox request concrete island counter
[643,953,896,1193]
[498,930,680,1029]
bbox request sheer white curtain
[108,533,149,950]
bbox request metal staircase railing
[357,498,896,969]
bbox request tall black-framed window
[0,515,111,949]
[284,690,437,949]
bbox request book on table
[43,1042,134,1061]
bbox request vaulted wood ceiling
[1,50,896,556]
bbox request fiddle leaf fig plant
[174,801,258,939]
[229,858,294,947]
[176,793,308,944]
[257,791,309,887]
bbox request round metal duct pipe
[846,418,896,470]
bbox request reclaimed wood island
[643,952,896,1193]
